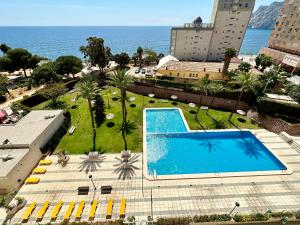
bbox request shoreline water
[0,27,271,60]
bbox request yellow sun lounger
[39,159,52,166]
[33,167,47,174]
[36,201,49,221]
[89,200,98,220]
[75,201,85,220]
[22,202,37,222]
[119,197,126,218]
[64,202,75,220]
[25,177,40,184]
[51,200,63,220]
[106,198,114,219]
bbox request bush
[271,211,294,218]
[20,94,49,108]
[193,214,231,223]
[233,213,270,222]
[295,210,300,219]
[157,217,192,225]
[258,97,300,119]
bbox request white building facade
[170,0,255,62]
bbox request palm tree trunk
[229,90,243,121]
[206,96,215,115]
[121,88,128,151]
[23,68,27,78]
[88,98,96,151]
[195,94,203,120]
[4,85,10,95]
[222,57,230,81]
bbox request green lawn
[34,87,259,154]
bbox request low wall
[257,114,300,136]
[127,84,250,112]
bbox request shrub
[271,211,294,218]
[0,195,6,208]
[193,214,231,222]
[295,210,300,219]
[233,213,270,222]
[157,217,192,225]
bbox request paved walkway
[8,129,300,224]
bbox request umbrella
[189,103,196,108]
[237,110,246,116]
[106,113,115,120]
[129,97,136,102]
[0,110,7,121]
[112,91,118,95]
[148,94,155,98]
[171,95,178,100]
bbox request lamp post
[229,202,240,216]
[89,175,96,190]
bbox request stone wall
[127,84,250,112]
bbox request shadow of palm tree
[195,117,206,131]
[236,138,264,159]
[113,154,140,180]
[79,149,107,173]
[198,138,220,152]
[228,119,240,130]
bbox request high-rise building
[260,0,300,71]
[170,0,255,62]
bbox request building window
[245,3,248,8]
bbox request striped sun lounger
[51,200,63,221]
[120,197,126,218]
[75,201,85,220]
[36,201,49,221]
[106,198,114,219]
[64,202,75,220]
[89,200,98,220]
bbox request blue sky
[0,0,277,26]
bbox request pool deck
[7,129,300,224]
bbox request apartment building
[170,0,255,62]
[260,0,300,70]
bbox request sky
[0,0,278,26]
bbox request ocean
[0,26,272,60]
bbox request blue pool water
[145,109,287,176]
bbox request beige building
[170,0,255,62]
[260,0,300,70]
[0,110,64,193]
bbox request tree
[195,77,211,120]
[222,48,237,80]
[0,44,10,54]
[40,83,67,105]
[106,47,114,61]
[294,68,300,76]
[137,46,143,67]
[55,55,83,78]
[114,52,130,68]
[31,63,59,86]
[255,55,262,68]
[206,82,224,115]
[229,72,261,120]
[144,49,157,66]
[5,48,40,77]
[238,62,251,73]
[94,94,106,127]
[80,37,109,72]
[286,83,300,103]
[132,53,138,66]
[112,69,132,151]
[0,57,13,72]
[0,74,10,95]
[157,53,165,64]
[76,75,98,151]
[260,55,273,72]
[261,65,283,93]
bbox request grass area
[34,87,259,154]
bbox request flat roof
[157,61,240,73]
[0,110,63,146]
[0,148,29,177]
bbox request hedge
[257,97,300,120]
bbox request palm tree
[222,48,237,80]
[228,72,261,120]
[206,82,224,115]
[137,47,143,67]
[112,69,132,151]
[195,77,210,120]
[0,74,10,95]
[76,75,98,151]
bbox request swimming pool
[144,108,290,179]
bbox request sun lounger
[51,200,63,221]
[69,126,76,135]
[64,202,75,220]
[119,197,126,218]
[36,201,49,221]
[25,177,40,184]
[33,167,47,174]
[106,198,114,219]
[39,159,52,166]
[75,201,85,220]
[22,202,37,222]
[89,200,98,220]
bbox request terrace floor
[9,129,300,224]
